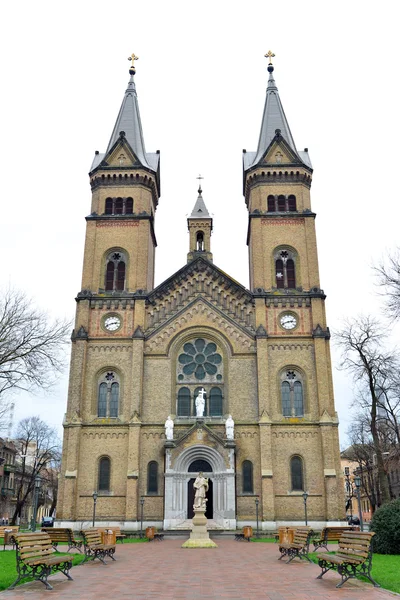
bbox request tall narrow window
[114,198,123,214]
[267,195,275,212]
[274,249,297,289]
[125,197,133,214]
[98,383,107,417]
[196,232,204,251]
[99,457,111,491]
[97,372,121,418]
[104,251,127,292]
[291,456,304,491]
[281,370,304,417]
[105,198,113,214]
[177,387,191,416]
[288,195,296,211]
[242,460,254,493]
[209,388,223,416]
[147,461,158,494]
[277,195,286,211]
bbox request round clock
[280,313,298,330]
[104,315,122,332]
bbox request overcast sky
[1,0,399,447]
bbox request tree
[374,248,400,320]
[0,288,70,428]
[336,315,397,506]
[11,416,60,525]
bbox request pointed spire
[251,53,297,166]
[105,55,153,171]
[190,184,211,218]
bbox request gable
[264,140,298,165]
[105,139,139,168]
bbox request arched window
[288,195,296,211]
[97,372,120,418]
[105,198,113,214]
[277,195,286,211]
[242,460,253,493]
[291,456,304,491]
[125,197,133,214]
[274,249,296,289]
[196,232,204,251]
[104,251,127,292]
[147,461,158,494]
[114,198,123,214]
[281,370,304,417]
[177,387,191,416]
[99,457,111,491]
[209,388,222,416]
[267,195,275,212]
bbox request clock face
[104,315,121,332]
[280,313,298,330]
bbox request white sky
[1,0,399,448]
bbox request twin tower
[57,54,344,530]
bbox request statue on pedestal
[165,415,174,440]
[193,472,208,509]
[195,388,206,417]
[225,414,234,440]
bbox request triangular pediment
[145,258,255,352]
[171,420,228,449]
[261,134,302,166]
[104,138,140,168]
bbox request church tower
[57,53,344,531]
[243,53,342,523]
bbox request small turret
[187,183,213,263]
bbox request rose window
[178,339,222,380]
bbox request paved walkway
[0,538,397,599]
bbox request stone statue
[165,415,174,440]
[225,414,234,439]
[195,388,206,417]
[193,472,209,510]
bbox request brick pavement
[0,538,397,599]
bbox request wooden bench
[0,526,19,550]
[8,532,73,591]
[313,525,359,551]
[42,527,82,552]
[146,526,164,542]
[97,526,126,543]
[316,530,380,588]
[234,526,253,542]
[278,526,313,563]
[81,528,116,564]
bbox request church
[57,53,345,531]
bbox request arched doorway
[187,459,213,519]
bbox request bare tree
[11,416,60,525]
[335,315,396,506]
[0,288,70,429]
[374,248,400,320]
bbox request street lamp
[344,467,353,522]
[302,491,309,526]
[255,497,259,538]
[353,475,364,531]
[140,496,145,539]
[92,491,98,527]
[31,475,41,532]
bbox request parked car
[41,516,54,527]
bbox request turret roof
[189,186,211,219]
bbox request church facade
[57,55,345,530]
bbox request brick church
[57,53,345,531]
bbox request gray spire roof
[190,186,211,218]
[106,74,154,171]
[249,65,298,168]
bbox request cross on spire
[128,52,139,74]
[265,50,275,65]
[196,174,204,194]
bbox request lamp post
[353,475,364,531]
[140,496,145,539]
[92,491,98,527]
[344,467,353,522]
[31,475,41,532]
[255,497,259,538]
[302,491,309,526]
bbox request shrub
[370,498,400,554]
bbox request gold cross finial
[128,53,139,74]
[265,50,275,65]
